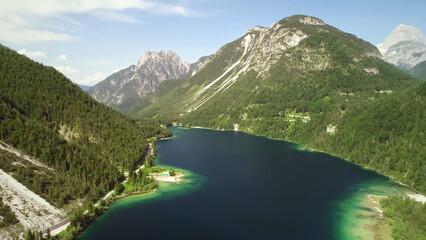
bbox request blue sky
[1,0,425,85]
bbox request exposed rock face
[243,22,308,76]
[377,24,426,70]
[88,50,190,110]
[175,15,380,113]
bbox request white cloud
[59,54,67,61]
[17,49,46,59]
[0,28,74,43]
[0,0,191,17]
[92,10,143,24]
[75,73,106,86]
[54,65,78,75]
[0,0,193,43]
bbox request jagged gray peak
[377,24,426,70]
[88,50,190,110]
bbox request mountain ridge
[0,45,171,209]
[132,15,424,193]
[133,15,383,117]
[88,50,190,111]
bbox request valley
[0,6,424,240]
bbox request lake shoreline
[352,194,393,240]
[180,125,423,197]
[77,127,421,239]
[172,125,421,239]
[66,153,188,239]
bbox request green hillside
[0,45,169,207]
[126,78,186,116]
[132,16,424,193]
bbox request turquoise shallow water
[78,127,410,240]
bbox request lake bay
[78,127,408,240]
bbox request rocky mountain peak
[377,24,426,70]
[136,50,189,70]
[296,15,325,25]
[88,50,190,111]
[279,15,325,26]
[377,24,425,53]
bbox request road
[42,218,70,235]
[44,142,153,235]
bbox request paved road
[42,218,71,234]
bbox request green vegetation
[124,168,157,193]
[23,230,49,240]
[310,83,425,193]
[0,149,57,205]
[114,183,125,195]
[126,78,186,115]
[56,203,105,240]
[0,45,170,209]
[381,196,426,240]
[56,165,180,239]
[0,197,18,228]
[128,17,425,239]
[132,17,424,195]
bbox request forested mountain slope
[0,45,168,207]
[132,15,424,193]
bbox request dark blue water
[78,127,407,240]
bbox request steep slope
[133,15,423,192]
[88,50,189,111]
[0,44,169,211]
[319,82,425,192]
[409,60,426,80]
[377,24,426,71]
[125,78,187,116]
[125,55,213,115]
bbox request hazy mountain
[78,84,92,91]
[377,24,426,71]
[88,50,190,111]
[409,60,426,80]
[186,55,212,78]
[132,15,423,193]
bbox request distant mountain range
[1,15,425,239]
[377,24,426,80]
[78,84,91,91]
[88,50,209,111]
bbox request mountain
[377,24,426,71]
[133,15,424,193]
[186,55,212,78]
[409,60,426,80]
[78,84,92,91]
[0,44,170,211]
[88,50,190,111]
[123,55,212,115]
